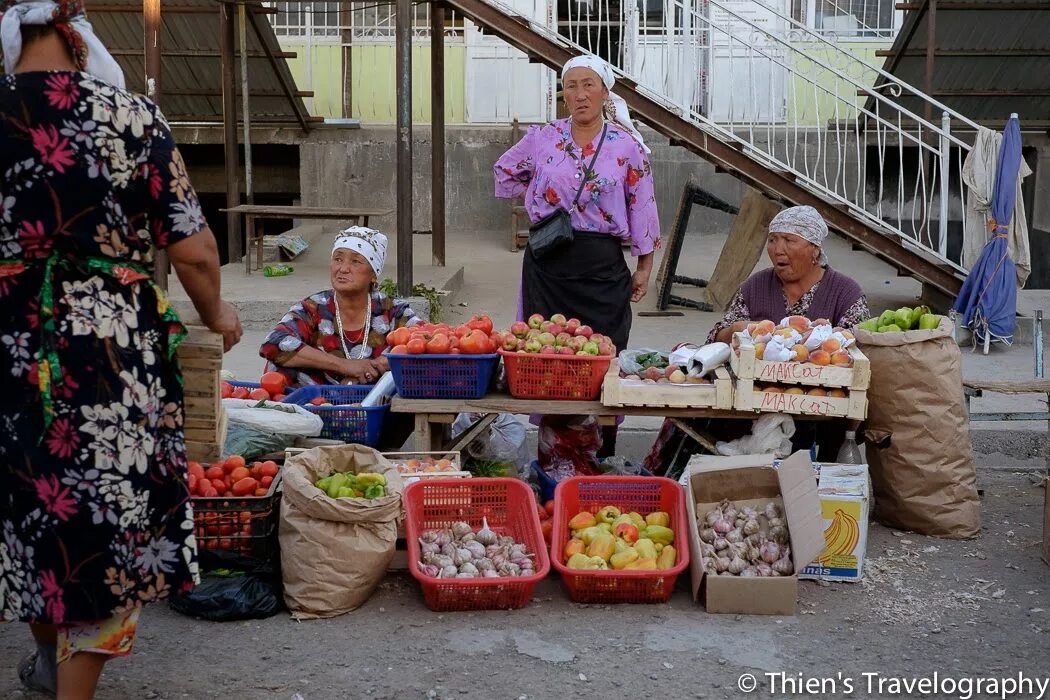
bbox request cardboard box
[683,451,824,615]
[799,463,871,582]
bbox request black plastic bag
[169,550,283,622]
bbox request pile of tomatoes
[220,372,290,402]
[386,315,500,355]
[187,456,279,499]
[538,498,555,545]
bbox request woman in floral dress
[0,1,241,697]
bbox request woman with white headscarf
[494,55,660,458]
[708,205,869,343]
[260,227,421,388]
[1,1,241,696]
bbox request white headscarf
[561,55,650,154]
[333,226,388,280]
[769,205,830,266]
[0,0,125,88]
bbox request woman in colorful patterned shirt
[0,1,241,696]
[494,55,660,456]
[260,227,420,388]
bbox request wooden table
[391,393,772,453]
[224,205,394,274]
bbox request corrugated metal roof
[875,0,1050,127]
[85,0,311,125]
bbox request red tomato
[425,333,451,354]
[468,314,494,335]
[537,505,548,521]
[220,381,233,399]
[218,538,233,550]
[386,327,411,347]
[261,475,274,488]
[407,338,427,354]
[459,329,488,354]
[232,477,258,496]
[229,467,250,482]
[188,474,198,493]
[254,488,268,497]
[541,518,553,542]
[390,344,409,355]
[202,488,218,498]
[259,371,288,397]
[231,387,250,400]
[544,500,556,517]
[187,461,205,479]
[204,465,225,481]
[226,455,246,470]
[310,396,327,406]
[248,388,271,401]
[260,462,279,478]
[211,479,227,495]
[273,393,286,402]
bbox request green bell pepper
[363,483,386,499]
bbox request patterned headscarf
[0,0,125,88]
[561,55,650,155]
[333,226,388,280]
[769,205,829,266]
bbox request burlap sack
[854,316,980,538]
[279,444,405,618]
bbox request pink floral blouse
[493,119,660,257]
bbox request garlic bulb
[764,502,781,521]
[713,536,729,551]
[714,556,731,573]
[699,527,716,544]
[434,529,453,547]
[767,517,784,529]
[760,541,781,564]
[742,519,761,536]
[740,566,759,577]
[464,541,486,560]
[458,562,479,576]
[726,541,748,560]
[727,556,748,575]
[420,531,438,545]
[451,521,473,539]
[454,547,474,566]
[746,545,762,564]
[704,510,721,527]
[768,525,789,545]
[475,517,498,546]
[739,506,758,521]
[475,558,495,572]
[772,557,794,576]
[756,562,773,577]
[439,565,458,578]
[746,533,764,547]
[482,569,500,578]
[712,517,733,535]
[725,528,744,544]
[699,542,716,558]
[703,560,718,576]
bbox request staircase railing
[505,0,981,270]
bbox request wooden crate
[733,381,868,420]
[730,332,871,390]
[601,360,734,409]
[179,325,226,458]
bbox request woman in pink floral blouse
[494,55,660,457]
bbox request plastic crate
[384,352,499,399]
[550,476,690,604]
[405,478,550,611]
[192,473,281,562]
[499,350,611,400]
[283,385,387,445]
[530,461,653,503]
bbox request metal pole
[220,4,242,263]
[395,0,413,295]
[431,3,446,267]
[144,0,167,289]
[923,0,936,125]
[238,2,255,274]
[938,111,950,258]
[1036,310,1044,379]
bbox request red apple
[510,321,529,338]
[517,338,527,351]
[525,338,542,353]
[540,321,553,334]
[540,345,558,355]
[597,341,614,356]
[548,323,563,336]
[556,332,573,346]
[558,346,576,355]
[503,336,519,351]
[569,336,587,351]
[550,313,567,325]
[582,341,600,356]
[537,332,556,347]
[565,318,581,334]
[527,313,544,330]
[574,325,593,338]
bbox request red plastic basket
[404,478,550,611]
[550,476,690,604]
[498,350,611,400]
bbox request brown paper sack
[279,444,405,618]
[854,316,980,538]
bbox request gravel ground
[1,469,1047,700]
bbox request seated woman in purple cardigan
[643,205,869,472]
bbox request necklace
[333,292,372,361]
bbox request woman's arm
[709,290,752,344]
[623,142,661,302]
[168,232,242,351]
[279,345,380,383]
[836,295,871,329]
[494,126,539,200]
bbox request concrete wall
[298,124,746,237]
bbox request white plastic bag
[451,413,529,470]
[223,399,324,436]
[670,342,730,377]
[617,348,668,376]
[715,414,796,458]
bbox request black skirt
[521,232,632,352]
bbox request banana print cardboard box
[798,463,871,583]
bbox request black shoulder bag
[528,124,608,260]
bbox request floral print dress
[0,72,204,624]
[260,290,420,387]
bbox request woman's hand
[204,301,242,352]
[714,320,751,344]
[631,267,651,303]
[340,359,382,384]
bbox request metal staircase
[447,0,979,297]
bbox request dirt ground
[1,469,1047,700]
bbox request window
[795,0,900,39]
[268,1,464,40]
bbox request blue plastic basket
[530,460,653,502]
[283,384,388,445]
[384,352,499,399]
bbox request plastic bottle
[263,264,294,277]
[835,430,863,464]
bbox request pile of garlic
[696,499,793,577]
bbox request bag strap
[570,123,609,209]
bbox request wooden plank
[962,379,1050,394]
[731,333,870,390]
[223,205,394,219]
[601,361,735,409]
[705,188,781,311]
[179,357,223,371]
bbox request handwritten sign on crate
[757,361,835,384]
[736,383,868,420]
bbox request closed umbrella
[952,115,1023,353]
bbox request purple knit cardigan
[740,267,863,324]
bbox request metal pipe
[395,0,413,295]
[239,1,254,274]
[219,3,241,263]
[431,3,446,267]
[938,111,950,257]
[144,0,166,289]
[1036,309,1044,379]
